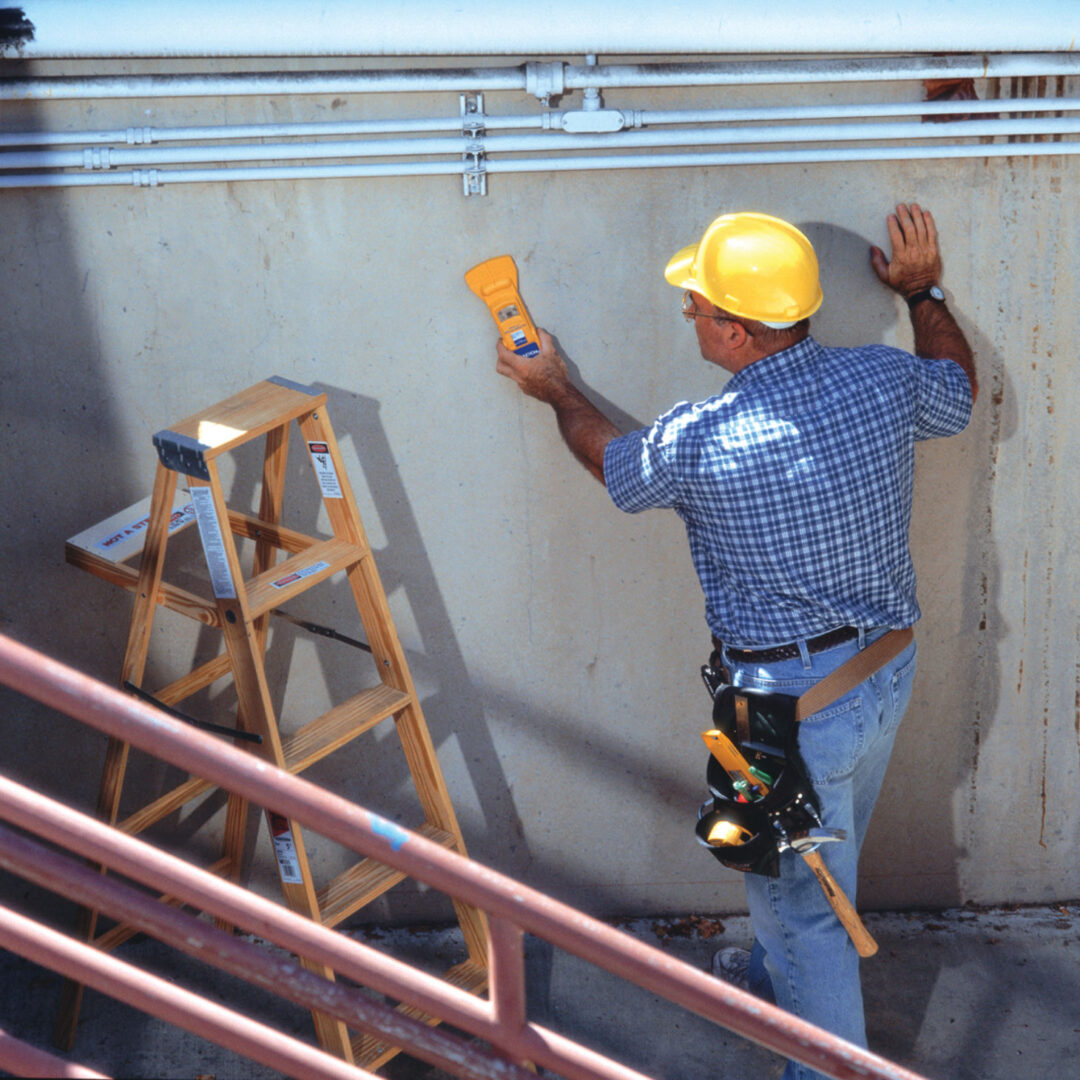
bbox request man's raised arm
[870,202,978,402]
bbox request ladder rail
[187,459,356,1058]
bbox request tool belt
[695,628,914,878]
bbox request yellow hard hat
[664,212,822,327]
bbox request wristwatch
[906,285,946,309]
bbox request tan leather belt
[795,627,914,721]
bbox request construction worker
[493,204,976,1078]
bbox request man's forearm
[495,329,621,480]
[546,380,622,484]
[910,300,978,403]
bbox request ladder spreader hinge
[153,430,211,480]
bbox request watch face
[929,285,945,301]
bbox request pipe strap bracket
[461,92,487,196]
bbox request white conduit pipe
[0,116,544,147]
[0,117,547,147]
[5,117,1079,172]
[3,140,1079,190]
[577,54,1080,88]
[5,96,1080,150]
[0,69,525,101]
[5,0,1080,58]
[3,53,1080,102]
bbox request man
[494,204,975,1076]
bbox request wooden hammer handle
[800,850,878,958]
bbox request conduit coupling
[525,62,564,106]
[83,147,111,169]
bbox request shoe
[711,946,752,990]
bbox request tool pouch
[695,683,825,878]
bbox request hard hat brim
[664,244,700,291]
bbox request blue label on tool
[514,343,540,357]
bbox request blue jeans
[723,628,918,1080]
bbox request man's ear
[725,320,750,349]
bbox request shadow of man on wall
[802,217,1013,1061]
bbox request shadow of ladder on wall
[54,375,489,1067]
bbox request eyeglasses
[682,289,734,321]
[681,292,752,336]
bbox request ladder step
[317,824,457,929]
[351,958,489,1071]
[283,685,412,775]
[118,675,399,833]
[246,537,365,617]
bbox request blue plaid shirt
[604,337,972,647]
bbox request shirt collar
[724,335,822,394]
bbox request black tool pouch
[695,683,828,878]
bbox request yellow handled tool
[464,254,540,358]
[701,727,878,958]
[801,850,878,957]
[702,728,771,798]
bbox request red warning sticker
[307,441,343,499]
[270,560,330,590]
[267,811,303,884]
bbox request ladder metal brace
[460,92,487,197]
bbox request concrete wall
[2,59,1077,925]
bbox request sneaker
[711,946,752,990]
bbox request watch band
[906,285,945,308]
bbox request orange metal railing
[0,633,930,1080]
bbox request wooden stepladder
[57,375,488,1066]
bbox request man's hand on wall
[495,327,572,403]
[869,203,944,298]
[870,203,977,400]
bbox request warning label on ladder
[307,442,343,499]
[270,561,331,590]
[267,811,304,884]
[190,486,237,599]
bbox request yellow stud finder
[464,254,540,358]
